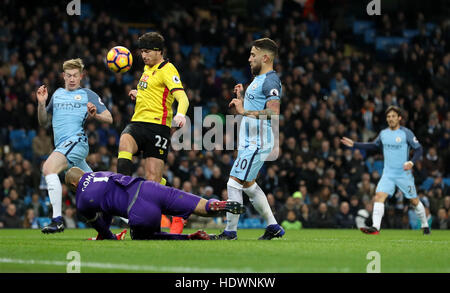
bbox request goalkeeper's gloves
[188,230,212,240]
[88,229,127,240]
[173,113,186,127]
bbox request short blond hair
[63,58,84,73]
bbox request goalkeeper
[65,167,245,240]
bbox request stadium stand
[0,0,449,230]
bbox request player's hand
[87,229,127,240]
[233,84,244,99]
[36,85,48,104]
[188,230,211,240]
[229,98,244,115]
[403,161,414,171]
[87,233,103,240]
[340,137,354,147]
[128,89,137,101]
[87,102,97,118]
[115,229,127,240]
[173,113,186,127]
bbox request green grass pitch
[0,228,449,273]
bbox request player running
[340,106,429,235]
[222,38,284,240]
[64,167,245,240]
[37,58,113,234]
[117,32,189,233]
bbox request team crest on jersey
[74,95,82,101]
[269,89,279,96]
[252,82,258,90]
[173,75,180,83]
[395,136,402,143]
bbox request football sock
[117,157,133,176]
[45,174,62,219]
[372,202,384,230]
[205,198,219,214]
[243,183,277,226]
[415,201,429,228]
[225,178,243,232]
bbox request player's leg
[242,179,283,240]
[361,175,393,234]
[238,148,283,240]
[219,176,244,239]
[396,175,430,234]
[143,156,185,233]
[370,191,389,232]
[144,157,164,183]
[117,125,139,176]
[41,151,68,233]
[193,197,245,216]
[117,133,138,176]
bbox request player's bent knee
[374,192,388,202]
[410,197,419,206]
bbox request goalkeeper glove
[188,230,212,240]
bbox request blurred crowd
[0,0,449,230]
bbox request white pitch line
[0,258,257,273]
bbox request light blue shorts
[54,137,92,172]
[376,171,417,199]
[230,147,271,182]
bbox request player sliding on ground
[64,167,245,240]
[224,38,284,240]
[340,106,430,235]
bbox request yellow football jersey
[132,60,184,127]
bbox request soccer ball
[106,46,133,73]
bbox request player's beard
[251,62,262,76]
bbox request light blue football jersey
[374,126,422,176]
[46,87,107,147]
[238,70,282,151]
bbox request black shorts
[121,122,170,161]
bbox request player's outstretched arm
[340,137,354,147]
[37,85,51,127]
[142,231,211,240]
[341,137,379,150]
